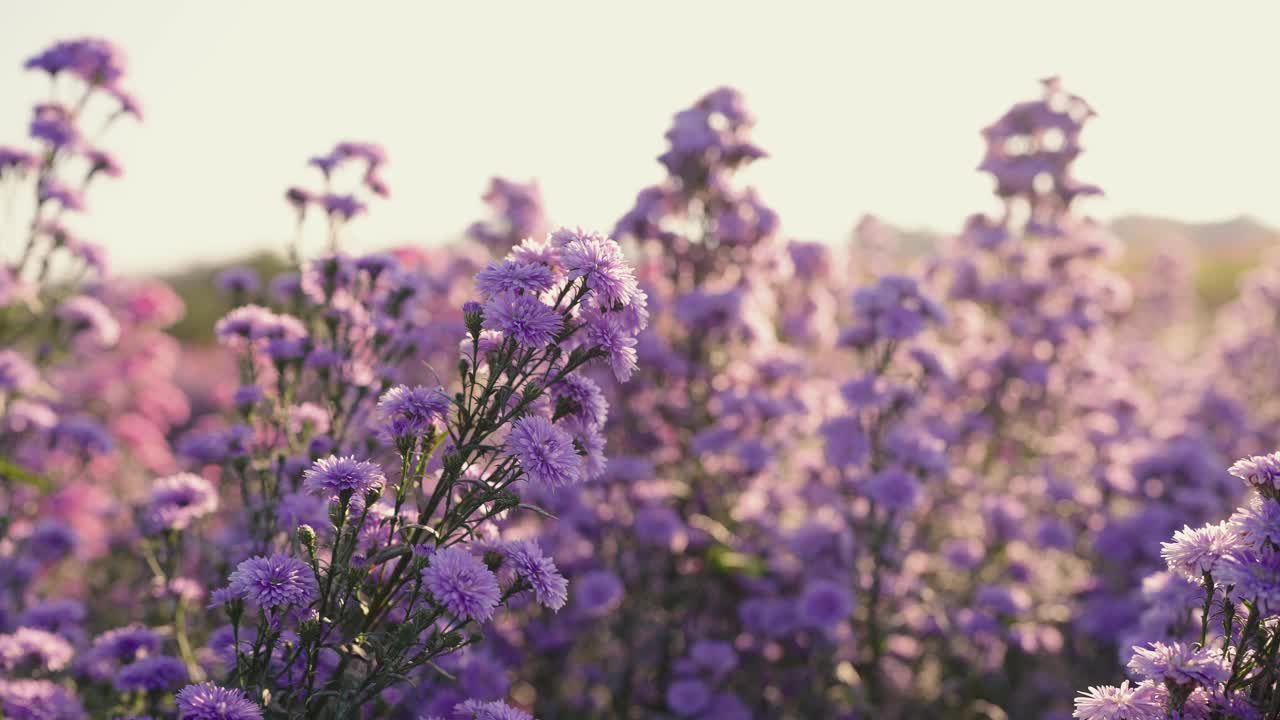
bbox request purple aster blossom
[0,146,36,174]
[57,294,120,346]
[25,37,126,84]
[376,385,451,441]
[468,176,549,255]
[557,229,639,307]
[1072,680,1161,720]
[1160,521,1242,581]
[0,679,86,720]
[37,177,85,211]
[502,539,568,611]
[451,699,533,720]
[29,104,79,148]
[215,267,260,295]
[1218,547,1280,610]
[302,455,386,500]
[213,305,276,343]
[17,599,86,635]
[666,679,712,717]
[481,291,562,348]
[142,472,219,533]
[52,415,113,454]
[820,416,868,467]
[551,374,608,429]
[0,628,73,672]
[0,350,39,392]
[689,640,738,678]
[574,570,623,617]
[474,259,556,298]
[233,384,264,410]
[798,580,854,628]
[1230,496,1280,551]
[504,415,583,490]
[584,310,639,382]
[85,625,162,667]
[1230,452,1280,492]
[25,519,78,564]
[1127,642,1230,688]
[321,193,366,220]
[509,235,560,268]
[421,546,501,623]
[84,146,122,177]
[114,655,189,692]
[175,683,263,720]
[226,553,317,609]
[865,468,921,510]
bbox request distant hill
[1110,214,1279,254]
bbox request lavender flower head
[142,472,219,533]
[1159,521,1242,581]
[303,455,386,500]
[504,415,583,490]
[0,679,87,720]
[114,655,189,692]
[1230,452,1280,493]
[0,627,74,672]
[226,553,317,609]
[503,539,568,611]
[1126,642,1230,689]
[376,385,450,441]
[481,291,562,348]
[175,682,263,720]
[451,699,534,720]
[421,546,501,623]
[1072,680,1161,720]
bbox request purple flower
[666,679,712,717]
[302,455,386,500]
[820,416,868,467]
[1160,521,1242,580]
[551,374,608,429]
[57,295,119,346]
[321,193,366,220]
[482,291,562,348]
[226,553,317,609]
[574,570,623,617]
[0,628,74,672]
[505,415,583,490]
[376,385,450,441]
[0,679,86,720]
[865,468,920,510]
[1230,452,1280,491]
[25,520,77,564]
[421,547,501,623]
[584,311,639,382]
[1072,681,1161,720]
[1127,642,1230,688]
[175,683,263,720]
[474,260,555,298]
[557,229,639,308]
[215,267,260,295]
[798,580,854,628]
[1218,547,1280,610]
[451,699,533,720]
[142,472,219,533]
[29,105,79,148]
[1230,497,1280,551]
[114,655,189,692]
[0,350,39,392]
[503,539,568,611]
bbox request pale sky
[2,2,1277,274]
